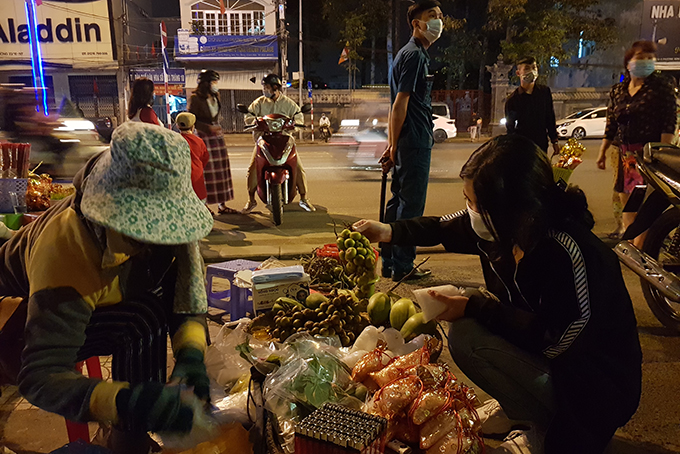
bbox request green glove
[171,347,210,401]
[115,382,194,433]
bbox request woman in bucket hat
[0,122,214,453]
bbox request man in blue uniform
[381,0,442,281]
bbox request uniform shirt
[245,94,304,126]
[604,73,677,146]
[505,84,558,152]
[390,37,434,149]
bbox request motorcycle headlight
[266,118,285,133]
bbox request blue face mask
[629,59,655,78]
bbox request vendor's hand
[596,152,607,170]
[352,219,392,243]
[115,382,195,433]
[380,146,394,173]
[170,348,210,402]
[430,291,469,322]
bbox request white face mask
[210,82,219,94]
[467,202,495,242]
[418,18,443,44]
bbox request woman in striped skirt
[189,70,237,214]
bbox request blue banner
[175,32,278,61]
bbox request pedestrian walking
[355,134,642,454]
[469,113,478,142]
[476,115,483,141]
[176,112,210,205]
[189,70,237,214]
[0,122,214,454]
[127,78,161,126]
[505,56,560,155]
[380,0,442,282]
[596,41,677,239]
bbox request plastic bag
[371,344,431,387]
[351,341,391,382]
[263,334,354,423]
[372,375,422,420]
[419,409,460,449]
[410,388,450,426]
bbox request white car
[556,107,608,140]
[433,114,457,143]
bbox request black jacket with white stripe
[391,211,642,450]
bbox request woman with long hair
[596,40,677,238]
[355,135,642,453]
[188,70,236,214]
[127,78,160,125]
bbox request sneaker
[299,198,316,212]
[477,399,515,436]
[242,199,257,213]
[381,268,392,278]
[392,268,432,282]
[493,429,543,454]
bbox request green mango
[305,293,329,310]
[390,298,416,331]
[367,292,391,324]
[400,312,438,341]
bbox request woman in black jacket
[355,135,642,453]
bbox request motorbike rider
[319,113,331,137]
[242,74,315,213]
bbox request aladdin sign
[0,0,114,66]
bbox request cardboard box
[252,274,310,314]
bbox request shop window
[190,1,266,36]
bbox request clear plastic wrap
[410,388,450,426]
[370,344,431,387]
[419,409,460,450]
[372,375,422,420]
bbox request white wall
[179,0,276,34]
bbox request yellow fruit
[345,247,357,260]
[350,231,362,241]
[400,312,438,341]
[345,239,356,248]
[306,293,329,309]
[341,229,352,239]
[337,238,346,250]
[339,251,346,261]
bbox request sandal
[217,203,240,215]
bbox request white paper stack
[412,285,462,322]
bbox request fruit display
[299,254,354,291]
[367,292,437,341]
[260,290,371,347]
[336,229,379,299]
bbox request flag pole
[160,21,171,128]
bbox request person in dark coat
[355,135,642,454]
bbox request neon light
[24,0,48,116]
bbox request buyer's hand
[596,152,607,170]
[352,219,392,243]
[552,142,561,158]
[116,382,195,433]
[430,290,469,322]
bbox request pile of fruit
[267,290,370,346]
[336,229,378,299]
[300,254,354,291]
[367,292,437,341]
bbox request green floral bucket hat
[81,121,213,245]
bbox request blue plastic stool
[206,259,261,320]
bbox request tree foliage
[486,0,618,70]
[438,18,483,89]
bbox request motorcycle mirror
[301,104,312,114]
[236,104,249,114]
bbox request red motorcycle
[237,103,311,225]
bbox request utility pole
[277,0,288,90]
[298,0,303,139]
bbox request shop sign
[129,68,186,96]
[641,0,680,63]
[174,29,278,61]
[0,0,114,66]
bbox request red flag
[219,0,226,14]
[160,21,167,49]
[338,46,350,65]
[151,42,156,57]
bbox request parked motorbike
[319,125,332,142]
[615,143,680,331]
[236,103,311,225]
